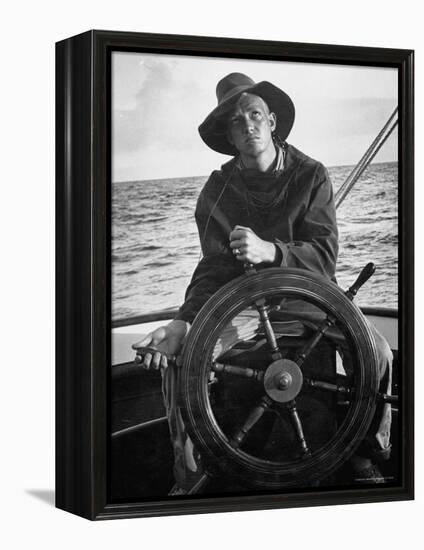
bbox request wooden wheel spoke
[304,377,353,397]
[230,395,273,448]
[294,316,336,366]
[285,400,311,457]
[254,298,282,359]
[211,362,264,382]
[377,393,398,405]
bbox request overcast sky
[112,52,398,182]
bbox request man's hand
[132,319,189,370]
[229,225,277,265]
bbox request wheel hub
[264,359,303,403]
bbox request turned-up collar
[234,144,285,173]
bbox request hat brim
[198,81,295,156]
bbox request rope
[335,107,398,210]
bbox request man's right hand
[132,319,189,370]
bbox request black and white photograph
[2,0,422,543]
[110,52,402,501]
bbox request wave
[144,260,174,268]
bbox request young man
[133,73,392,493]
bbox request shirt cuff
[274,240,289,266]
[268,243,283,266]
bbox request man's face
[227,93,276,158]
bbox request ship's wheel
[178,266,380,490]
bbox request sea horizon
[112,159,398,186]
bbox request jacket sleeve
[274,166,338,279]
[174,178,243,324]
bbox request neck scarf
[236,145,288,212]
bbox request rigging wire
[335,107,398,209]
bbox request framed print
[56,30,414,520]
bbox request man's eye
[252,111,261,119]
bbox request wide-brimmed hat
[198,72,295,156]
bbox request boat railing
[112,305,397,329]
[112,307,180,328]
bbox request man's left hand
[229,225,277,264]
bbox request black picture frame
[56,29,414,520]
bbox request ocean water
[112,162,398,320]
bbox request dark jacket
[175,144,338,324]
